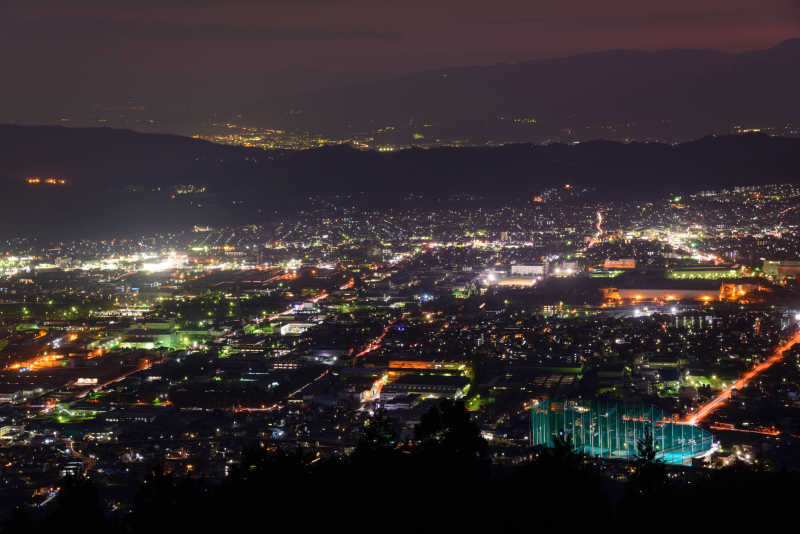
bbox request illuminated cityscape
[2,1,800,530]
[0,180,798,527]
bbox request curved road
[684,330,800,425]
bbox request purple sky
[1,0,798,122]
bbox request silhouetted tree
[40,476,107,532]
[1,506,33,534]
[629,425,668,497]
[415,399,488,463]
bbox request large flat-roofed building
[511,264,545,277]
[603,258,636,269]
[763,260,800,281]
[603,287,719,303]
[666,265,744,279]
[496,277,537,287]
[531,399,713,465]
[388,360,465,371]
[280,322,314,336]
[601,273,724,303]
[379,374,470,401]
[603,276,767,304]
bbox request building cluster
[1,183,800,513]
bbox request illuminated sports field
[531,399,713,465]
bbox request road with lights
[586,211,603,248]
[683,330,800,425]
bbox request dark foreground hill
[2,124,800,238]
[2,400,797,533]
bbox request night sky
[2,0,798,125]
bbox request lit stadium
[531,399,714,465]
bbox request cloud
[2,0,333,7]
[621,7,799,29]
[483,4,800,30]
[1,16,398,42]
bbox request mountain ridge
[252,39,800,143]
[2,124,799,237]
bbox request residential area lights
[2,182,800,508]
[684,331,800,425]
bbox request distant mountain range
[5,40,798,145]
[255,39,800,144]
[2,124,800,238]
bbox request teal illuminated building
[531,399,714,465]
